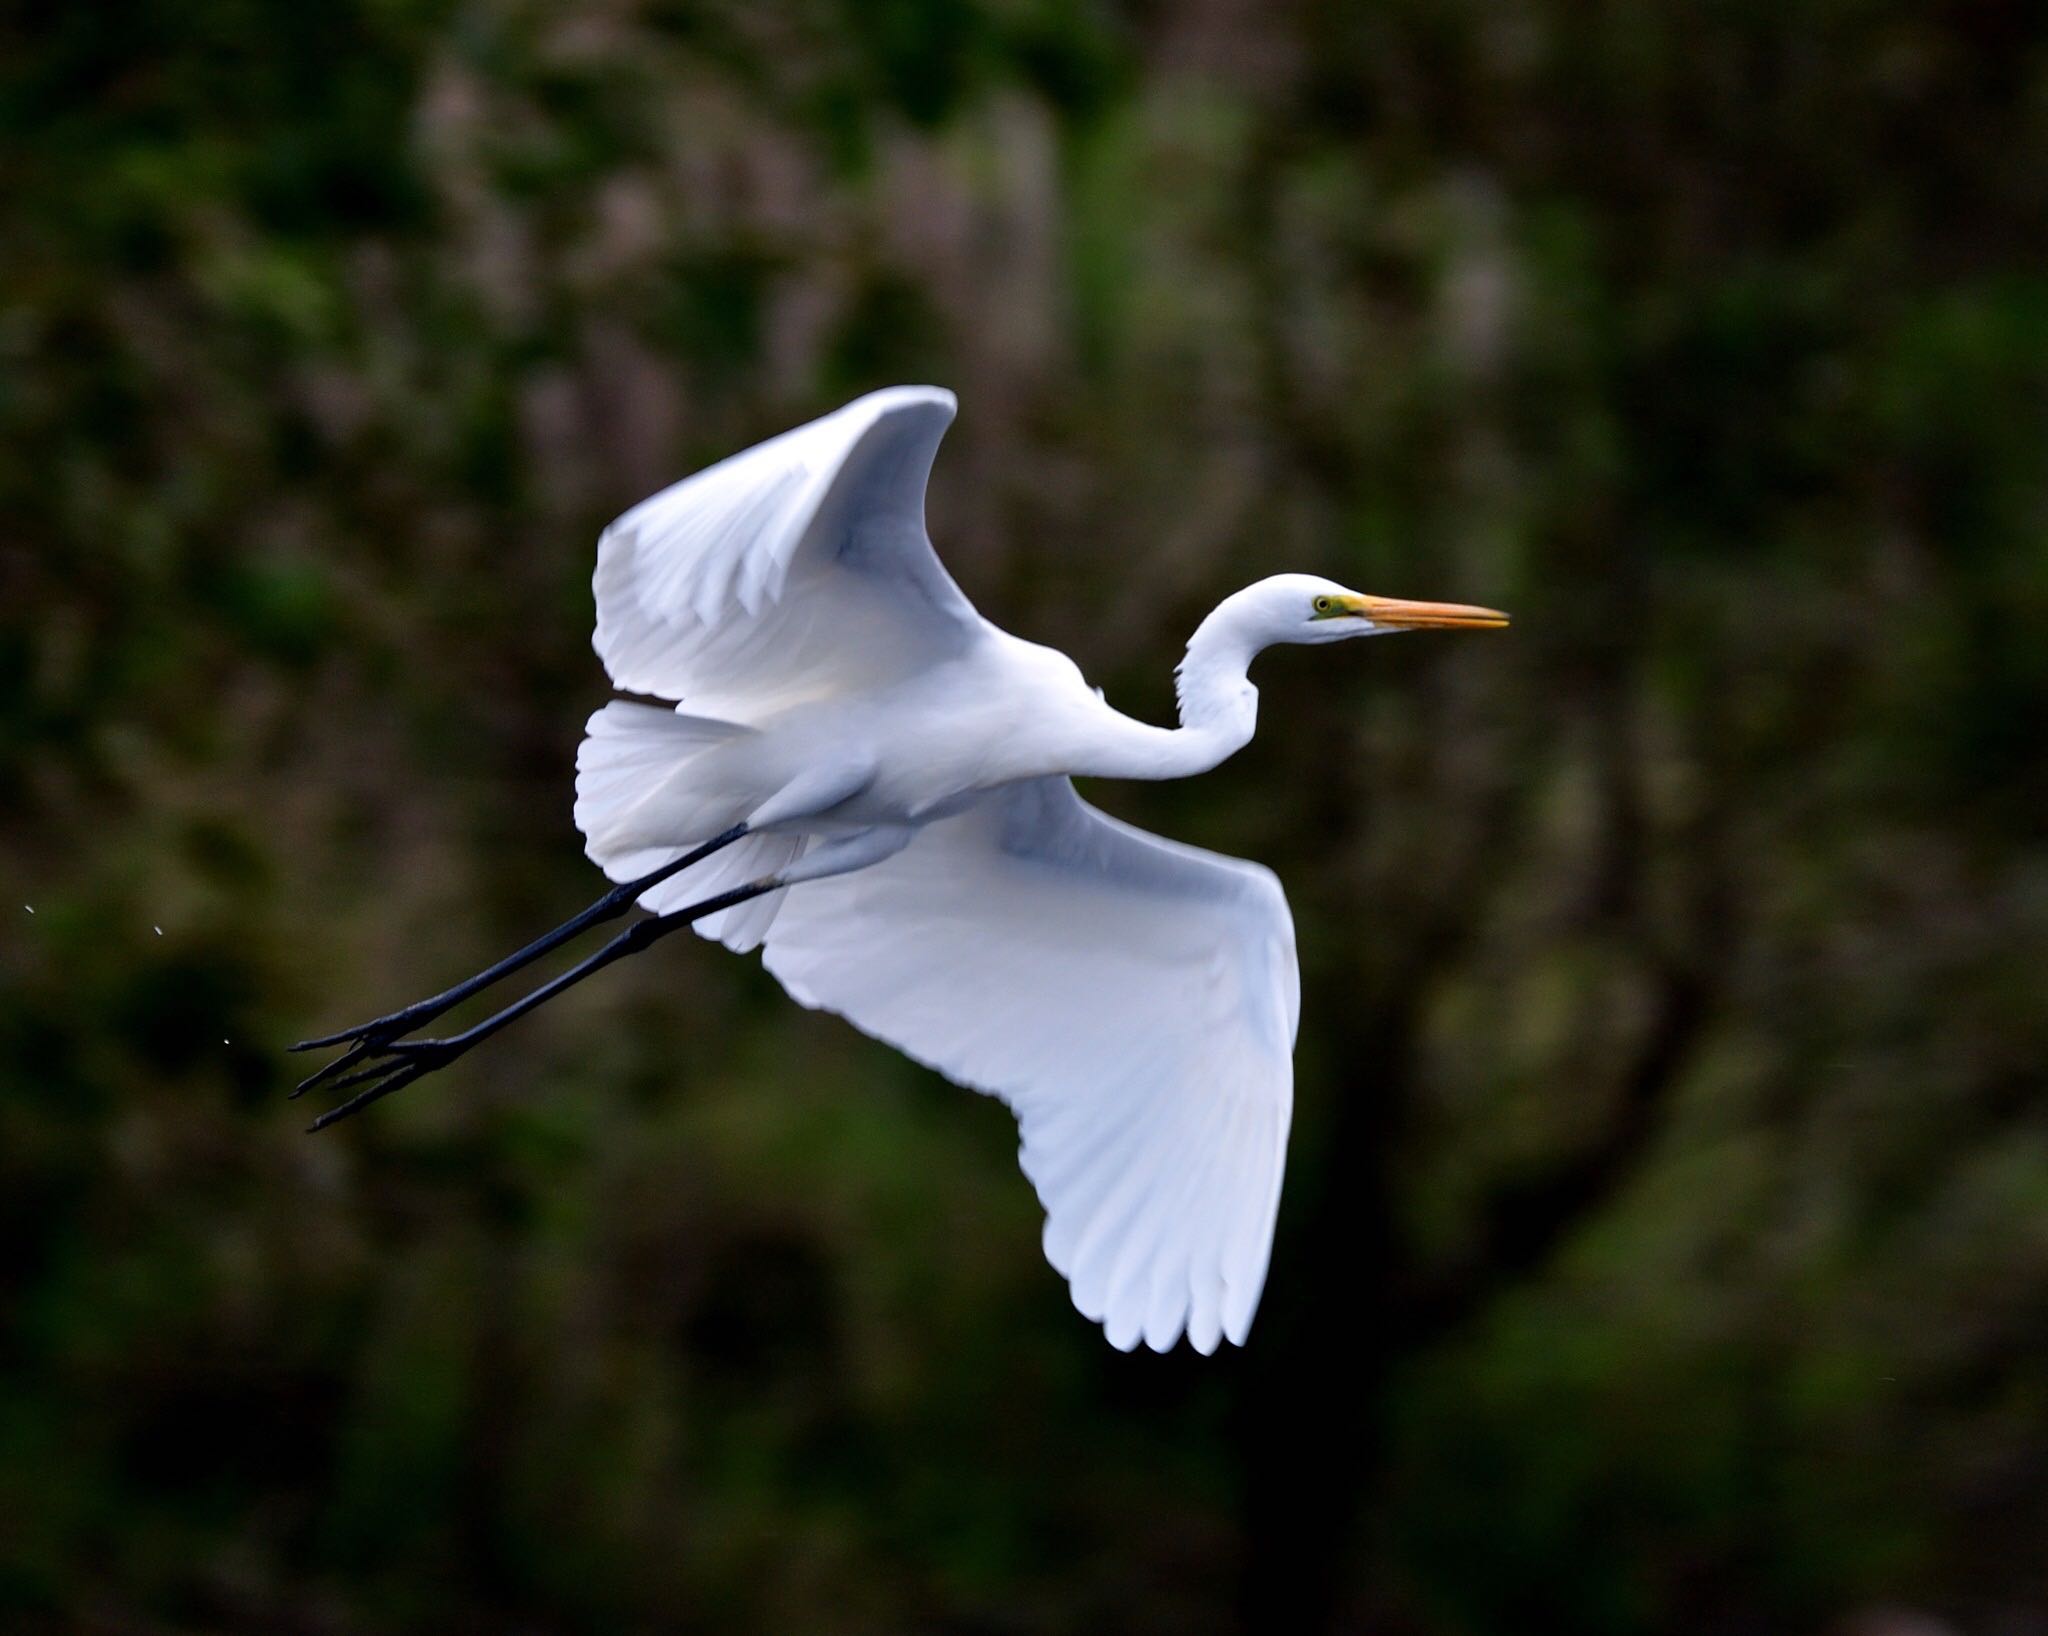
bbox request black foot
[289,1005,441,1097]
[290,1000,439,1056]
[304,1037,466,1132]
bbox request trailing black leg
[290,824,749,1090]
[303,875,780,1132]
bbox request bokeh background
[6,2,2048,1631]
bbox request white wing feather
[589,390,1297,1351]
[593,385,987,718]
[760,778,1299,1354]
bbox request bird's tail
[573,700,802,952]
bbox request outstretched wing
[760,778,1299,1354]
[594,385,988,719]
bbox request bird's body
[583,632,1103,846]
[296,384,1507,1355]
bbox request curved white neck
[1074,596,1263,781]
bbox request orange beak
[1349,594,1510,631]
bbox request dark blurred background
[5,2,2048,1631]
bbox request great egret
[294,386,1508,1354]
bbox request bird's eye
[1312,596,1333,615]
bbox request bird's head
[1241,573,1511,646]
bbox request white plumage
[763,777,1297,1353]
[564,386,1506,1353]
[300,384,1507,1353]
[592,387,982,716]
[581,386,1310,1353]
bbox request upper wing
[760,778,1300,1354]
[594,386,988,719]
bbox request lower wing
[759,778,1299,1354]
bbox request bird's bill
[1348,594,1510,630]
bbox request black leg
[290,823,749,1089]
[302,875,780,1133]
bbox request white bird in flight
[294,386,1508,1354]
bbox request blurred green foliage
[4,1,2047,1631]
